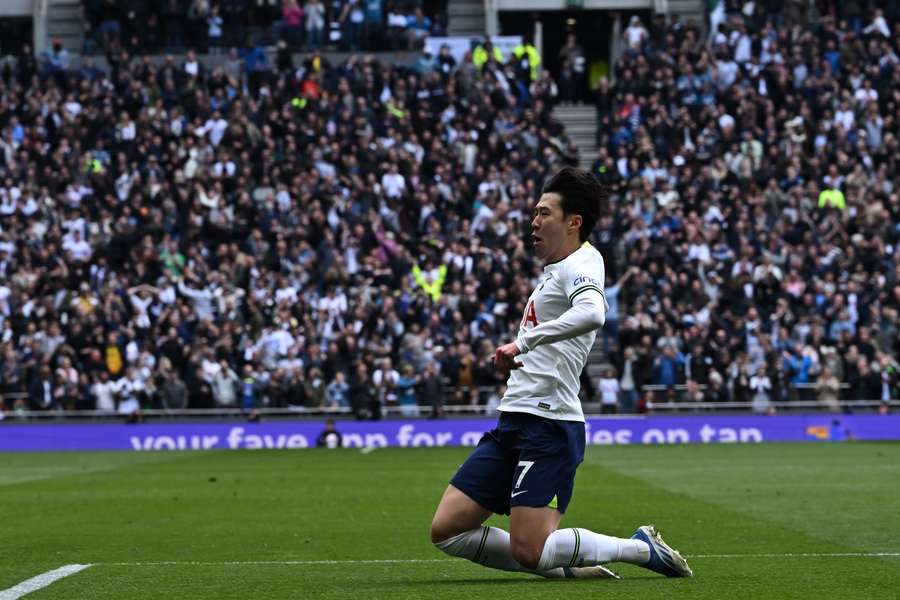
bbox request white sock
[435,526,571,579]
[536,528,650,571]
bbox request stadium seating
[0,2,897,418]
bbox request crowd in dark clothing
[589,3,899,413]
[0,31,572,418]
[81,0,445,55]
[0,2,897,419]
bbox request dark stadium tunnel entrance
[498,9,648,94]
[0,16,32,55]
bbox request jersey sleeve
[514,250,609,354]
[562,251,609,311]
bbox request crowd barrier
[1,414,898,451]
[2,385,889,422]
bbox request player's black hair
[541,167,610,242]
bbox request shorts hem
[449,479,509,516]
[510,499,566,514]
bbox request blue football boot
[630,525,693,577]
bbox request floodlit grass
[2,442,899,598]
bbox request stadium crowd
[80,0,446,54]
[593,3,900,413]
[0,2,898,419]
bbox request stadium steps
[447,0,485,38]
[586,335,612,380]
[47,0,82,52]
[552,104,596,170]
[658,0,706,29]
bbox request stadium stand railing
[2,389,894,421]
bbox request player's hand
[493,342,523,376]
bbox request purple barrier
[1,414,899,452]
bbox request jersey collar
[543,241,591,272]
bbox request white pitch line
[98,553,900,567]
[688,552,900,559]
[0,564,93,600]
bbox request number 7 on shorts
[515,460,534,490]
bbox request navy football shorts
[450,411,586,515]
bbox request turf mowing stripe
[103,559,455,566]
[0,564,93,599]
[97,552,900,567]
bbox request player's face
[531,193,574,262]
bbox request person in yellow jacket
[412,261,448,302]
[818,186,846,210]
[105,332,123,376]
[472,38,504,72]
[513,34,541,82]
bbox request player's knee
[430,518,452,545]
[510,539,543,571]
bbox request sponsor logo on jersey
[573,275,600,287]
[521,300,538,327]
[537,402,551,410]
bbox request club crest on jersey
[573,275,600,287]
[521,300,538,327]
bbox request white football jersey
[500,242,608,422]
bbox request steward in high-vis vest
[818,187,846,211]
[513,35,541,82]
[473,38,504,72]
[412,261,448,301]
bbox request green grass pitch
[2,442,899,599]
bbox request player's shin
[535,528,651,570]
[435,526,532,572]
[434,526,577,578]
